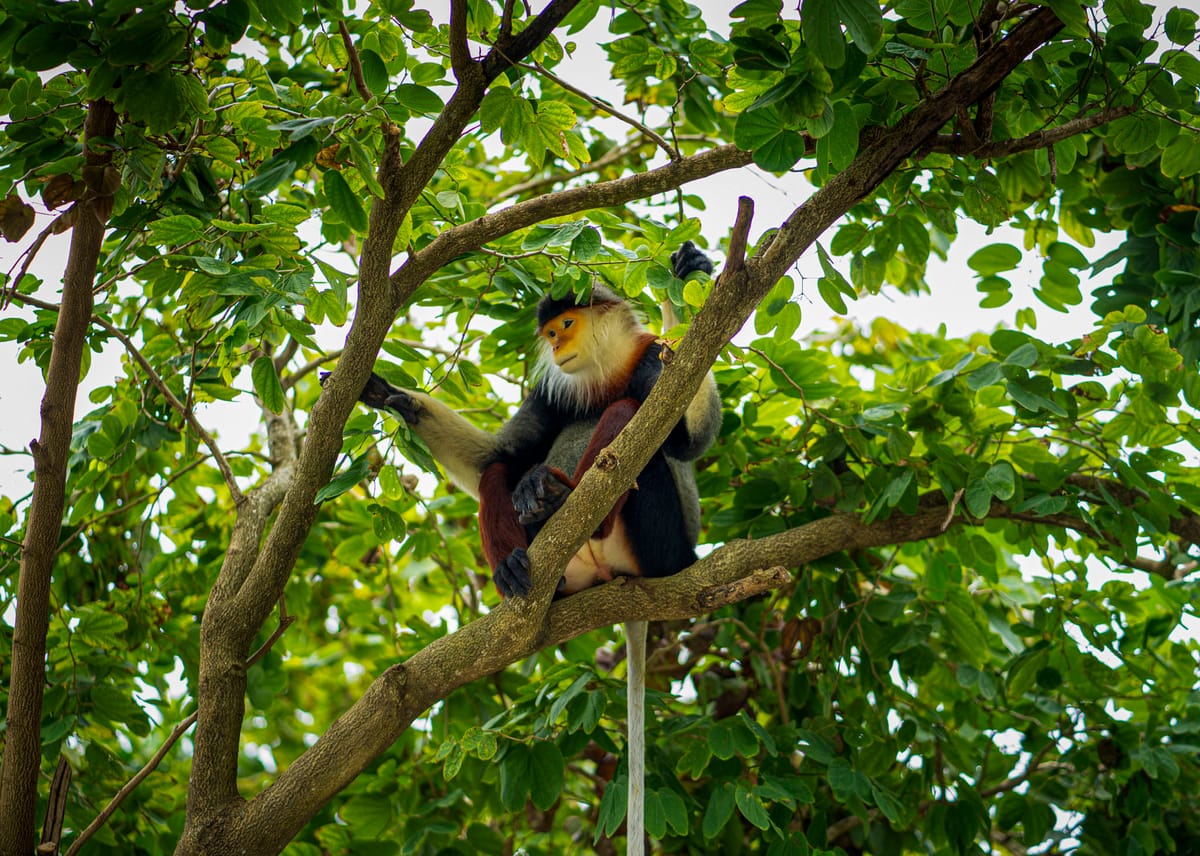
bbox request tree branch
[338,21,372,102]
[0,98,117,856]
[449,0,474,81]
[930,105,1137,156]
[182,6,590,850]
[94,315,245,504]
[390,144,755,307]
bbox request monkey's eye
[562,318,574,329]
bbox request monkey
[343,241,719,854]
[352,241,720,600]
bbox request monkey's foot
[494,548,532,598]
[513,464,571,525]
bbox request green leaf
[75,608,129,647]
[529,742,565,810]
[251,356,286,414]
[644,790,667,839]
[395,83,443,114]
[871,782,905,824]
[735,107,808,172]
[499,744,533,812]
[968,243,1022,275]
[571,226,602,262]
[802,0,845,67]
[121,70,188,134]
[1161,135,1200,178]
[735,784,772,830]
[1165,6,1198,43]
[339,794,392,838]
[315,455,370,504]
[323,170,368,233]
[835,0,885,53]
[703,784,736,839]
[148,215,205,246]
[709,720,737,759]
[244,157,297,196]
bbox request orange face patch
[542,309,586,365]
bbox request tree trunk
[0,99,116,856]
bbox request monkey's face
[541,308,588,373]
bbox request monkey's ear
[671,241,714,280]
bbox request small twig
[492,138,646,204]
[3,227,52,310]
[930,105,1137,156]
[37,758,71,855]
[725,196,755,276]
[63,712,198,856]
[338,20,373,102]
[272,338,300,375]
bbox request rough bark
[0,99,117,856]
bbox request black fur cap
[536,283,624,329]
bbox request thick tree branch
[0,98,117,856]
[181,6,588,851]
[390,144,755,307]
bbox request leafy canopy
[0,0,1198,854]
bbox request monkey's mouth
[556,354,577,367]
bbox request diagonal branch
[182,5,593,849]
[930,104,1137,156]
[390,144,755,307]
[338,21,373,102]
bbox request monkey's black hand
[513,464,572,525]
[671,240,714,280]
[494,548,532,598]
[354,372,421,424]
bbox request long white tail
[626,620,647,856]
